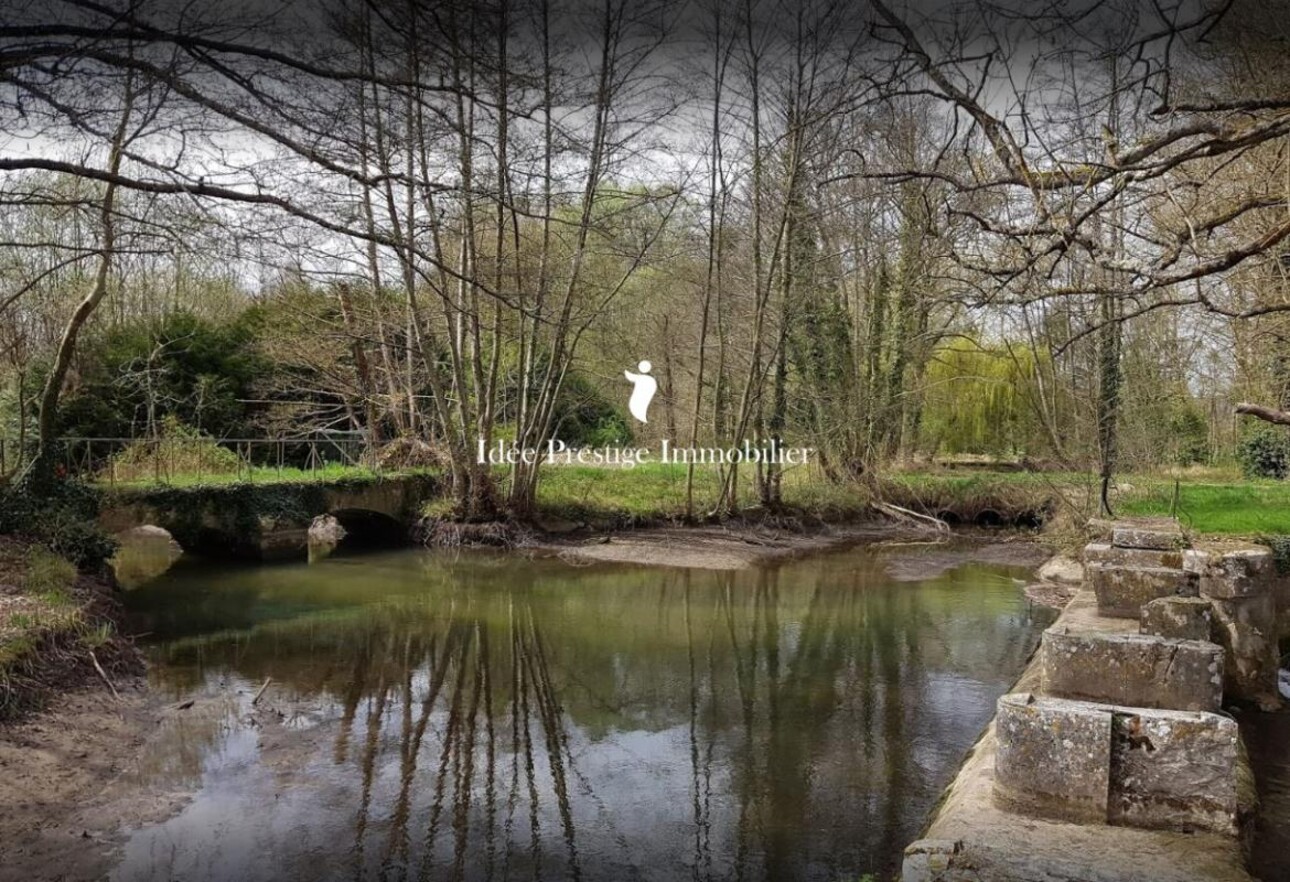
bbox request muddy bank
[874,538,1051,582]
[0,678,321,881]
[0,681,172,881]
[534,523,904,569]
[0,537,143,720]
[534,521,1053,572]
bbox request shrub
[51,309,266,440]
[1168,406,1210,466]
[1257,534,1290,575]
[102,417,244,483]
[1236,424,1290,480]
[0,479,115,569]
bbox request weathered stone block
[1185,547,1277,599]
[1108,709,1240,836]
[1140,596,1213,642]
[1277,574,1290,638]
[1111,518,1186,551]
[1088,562,1198,618]
[994,694,1243,841]
[1208,593,1280,708]
[994,693,1110,823]
[1085,542,1186,571]
[1036,555,1084,585]
[1041,629,1223,712]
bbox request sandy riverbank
[533,521,1053,572]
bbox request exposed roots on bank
[416,518,537,549]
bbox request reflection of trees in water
[138,554,1047,881]
[326,597,587,882]
[681,562,1044,881]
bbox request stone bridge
[98,472,440,559]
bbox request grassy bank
[531,461,872,525]
[77,450,1288,539]
[885,469,1290,536]
[0,539,123,719]
[94,462,399,489]
[529,461,1290,538]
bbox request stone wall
[902,517,1269,882]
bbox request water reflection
[111,527,184,589]
[116,545,1053,882]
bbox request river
[110,540,1054,882]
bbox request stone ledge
[1088,563,1198,619]
[1085,542,1185,571]
[1109,709,1239,836]
[994,693,1239,837]
[995,694,1110,823]
[1111,518,1186,551]
[1185,547,1277,600]
[903,589,1254,882]
[1040,629,1222,712]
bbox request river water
[111,542,1053,882]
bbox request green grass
[530,461,869,523]
[885,469,1290,537]
[86,446,1290,538]
[0,547,84,688]
[96,462,400,489]
[1118,481,1290,536]
[23,547,78,603]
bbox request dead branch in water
[869,501,951,533]
[252,677,272,705]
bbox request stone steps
[1039,629,1223,712]
[995,693,1239,835]
[902,517,1279,882]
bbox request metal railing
[1,434,377,488]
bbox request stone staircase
[903,517,1281,882]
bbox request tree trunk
[26,76,134,485]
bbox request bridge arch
[98,473,440,560]
[321,508,407,548]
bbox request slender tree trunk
[28,73,135,484]
[1097,291,1122,516]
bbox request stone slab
[902,836,1250,882]
[1108,709,1239,836]
[1208,594,1281,708]
[1085,542,1186,571]
[1111,518,1186,551]
[1041,629,1223,712]
[1185,547,1277,600]
[1140,596,1213,642]
[1037,555,1084,585]
[1088,563,1199,619]
[994,693,1111,823]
